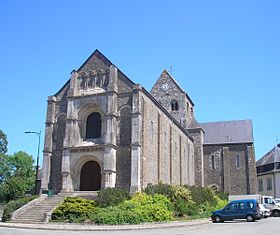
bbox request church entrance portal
[80,161,101,191]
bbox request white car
[259,204,271,218]
[274,198,280,206]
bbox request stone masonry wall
[189,129,204,186]
[48,84,69,193]
[141,92,194,189]
[116,94,133,190]
[150,70,194,128]
[203,143,255,195]
[203,145,224,191]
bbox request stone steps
[11,191,99,223]
[11,195,65,223]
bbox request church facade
[41,50,257,195]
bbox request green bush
[2,196,37,222]
[95,188,130,208]
[186,185,217,206]
[51,197,95,223]
[215,190,229,201]
[92,192,173,224]
[184,186,229,217]
[144,183,194,216]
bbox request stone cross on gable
[168,65,174,76]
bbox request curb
[0,219,211,231]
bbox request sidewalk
[0,219,210,231]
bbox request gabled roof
[200,120,254,145]
[256,146,280,167]
[77,49,112,72]
[151,69,195,106]
[77,49,135,85]
[54,49,135,96]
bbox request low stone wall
[0,203,4,221]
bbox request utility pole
[25,130,41,195]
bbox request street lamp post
[25,130,41,195]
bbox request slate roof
[256,146,280,167]
[199,120,254,145]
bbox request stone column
[61,149,73,192]
[247,145,257,194]
[188,128,205,186]
[130,84,142,193]
[41,96,56,191]
[103,65,118,188]
[68,70,78,97]
[223,147,231,194]
[61,98,78,192]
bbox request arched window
[236,155,240,168]
[86,112,101,139]
[211,155,215,170]
[171,100,179,111]
[150,121,154,138]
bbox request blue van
[211,199,261,222]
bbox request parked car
[259,204,270,218]
[274,198,280,206]
[211,199,261,223]
[262,197,280,217]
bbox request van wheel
[246,215,254,222]
[214,215,222,223]
[272,210,280,217]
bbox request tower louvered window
[171,100,179,111]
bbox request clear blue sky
[0,0,279,165]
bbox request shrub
[144,183,194,216]
[92,192,173,224]
[51,197,95,223]
[186,185,217,206]
[215,190,229,201]
[2,196,37,222]
[95,188,130,208]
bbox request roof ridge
[200,119,252,125]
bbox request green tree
[0,130,8,154]
[0,151,35,201]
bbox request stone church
[41,49,257,195]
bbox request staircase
[11,195,64,224]
[10,191,98,224]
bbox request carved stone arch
[119,105,131,146]
[95,69,103,87]
[171,99,179,111]
[78,103,105,141]
[72,155,103,191]
[78,72,88,90]
[88,71,97,88]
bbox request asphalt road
[0,217,279,235]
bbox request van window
[239,202,245,210]
[225,203,237,210]
[246,202,254,209]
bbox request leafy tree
[0,130,8,154]
[0,151,35,201]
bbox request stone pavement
[0,219,210,231]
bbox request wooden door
[80,161,101,191]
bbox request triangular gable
[77,49,112,73]
[151,69,194,106]
[77,49,135,87]
[54,49,135,97]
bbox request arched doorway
[80,161,101,191]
